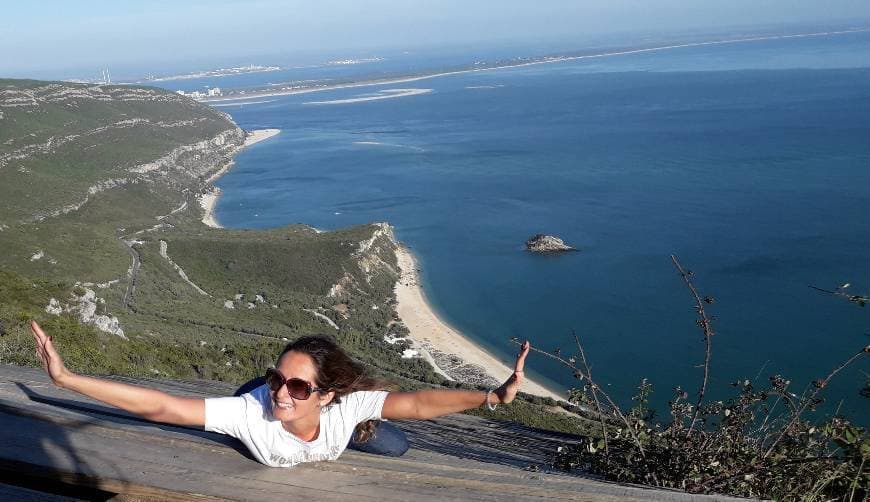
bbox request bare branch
[572,330,609,457]
[763,347,868,458]
[511,337,648,459]
[671,255,715,436]
[570,332,648,458]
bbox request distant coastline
[200,128,280,228]
[192,27,870,407]
[199,27,870,105]
[140,65,282,83]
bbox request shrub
[535,256,868,500]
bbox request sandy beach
[244,128,280,146]
[200,129,280,228]
[394,245,566,402]
[200,187,223,228]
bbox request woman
[30,320,530,468]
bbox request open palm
[31,321,71,386]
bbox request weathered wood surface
[0,364,743,501]
[0,481,81,501]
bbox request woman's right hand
[31,320,205,426]
[31,320,73,387]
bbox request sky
[2,1,869,78]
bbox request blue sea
[186,31,870,420]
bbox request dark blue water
[211,32,870,422]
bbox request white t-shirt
[205,385,388,467]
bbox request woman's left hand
[494,340,529,404]
[383,340,531,420]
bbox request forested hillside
[0,80,429,385]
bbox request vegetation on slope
[0,78,589,436]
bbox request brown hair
[278,335,393,442]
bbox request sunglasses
[265,368,326,400]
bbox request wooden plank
[0,481,82,501]
[0,459,226,501]
[0,365,744,501]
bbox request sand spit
[394,245,565,402]
[303,88,432,105]
[211,99,277,107]
[244,128,280,146]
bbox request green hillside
[0,79,420,381]
[0,78,590,436]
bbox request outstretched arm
[30,321,205,426]
[382,341,530,420]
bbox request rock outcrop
[525,234,576,253]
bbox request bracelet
[485,389,498,411]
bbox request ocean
[183,31,870,420]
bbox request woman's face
[271,351,333,423]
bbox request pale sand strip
[303,88,432,105]
[394,245,565,402]
[212,99,276,107]
[200,188,223,228]
[244,128,280,146]
[200,129,281,228]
